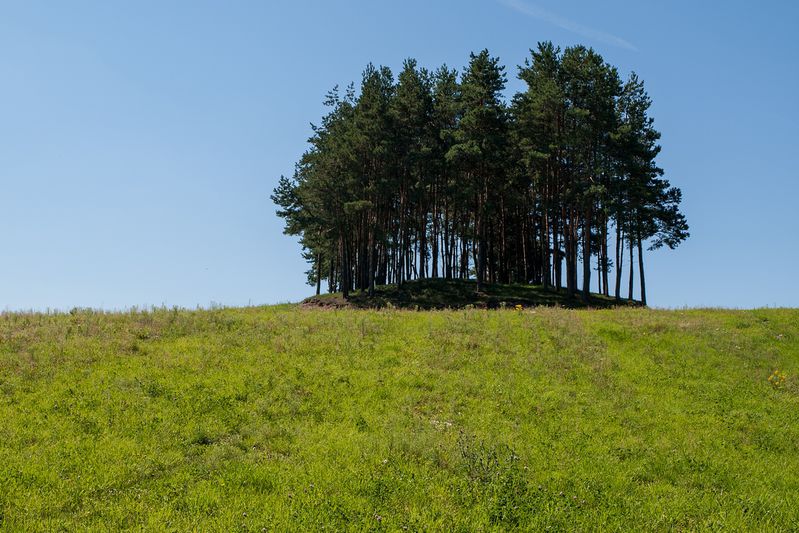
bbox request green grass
[303,278,637,309]
[1,304,797,530]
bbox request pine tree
[273,48,688,305]
[447,50,508,292]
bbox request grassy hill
[303,278,638,309]
[1,304,797,530]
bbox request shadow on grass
[302,278,641,310]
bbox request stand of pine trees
[273,43,689,304]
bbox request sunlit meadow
[1,305,797,530]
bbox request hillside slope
[0,306,797,530]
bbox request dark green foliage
[273,44,688,304]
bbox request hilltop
[302,278,640,310]
[0,305,797,529]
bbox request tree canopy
[272,43,688,304]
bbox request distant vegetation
[274,43,688,306]
[1,306,796,529]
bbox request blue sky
[1,0,797,310]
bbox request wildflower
[515,304,523,312]
[768,370,786,389]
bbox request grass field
[1,303,797,530]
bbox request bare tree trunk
[581,205,592,304]
[627,237,634,301]
[367,217,375,297]
[476,186,486,293]
[601,214,609,296]
[614,225,623,301]
[328,244,336,293]
[341,236,350,299]
[316,253,322,296]
[564,207,574,296]
[541,210,550,289]
[443,204,450,279]
[553,212,561,291]
[398,188,405,287]
[637,227,647,306]
[432,185,439,279]
[419,209,427,279]
[572,212,579,293]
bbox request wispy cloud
[498,0,637,51]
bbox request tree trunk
[564,207,574,296]
[367,216,375,297]
[476,191,485,293]
[432,185,439,279]
[553,212,561,291]
[572,211,579,293]
[601,214,609,296]
[637,227,647,306]
[541,210,550,290]
[341,235,350,299]
[627,237,634,301]
[581,205,592,304]
[315,253,322,296]
[614,225,623,301]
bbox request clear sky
[2,0,797,310]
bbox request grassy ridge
[0,305,797,530]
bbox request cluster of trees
[273,43,688,304]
